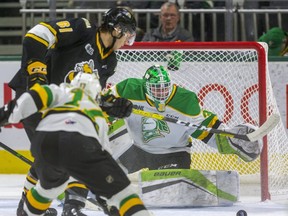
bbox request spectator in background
[184,0,213,41]
[128,1,164,30]
[243,0,288,41]
[141,2,194,42]
[258,27,288,56]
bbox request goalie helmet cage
[111,41,288,202]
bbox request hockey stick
[132,109,280,142]
[0,141,101,211]
[0,141,33,165]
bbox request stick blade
[247,114,280,142]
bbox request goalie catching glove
[26,59,48,89]
[215,123,263,162]
[100,94,133,118]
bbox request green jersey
[8,83,110,151]
[109,78,221,154]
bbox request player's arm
[24,17,91,58]
[0,83,57,126]
[22,18,91,88]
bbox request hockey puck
[236,210,247,216]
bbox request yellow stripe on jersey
[25,33,49,48]
[26,190,52,211]
[197,115,219,140]
[66,182,87,189]
[40,22,57,36]
[96,32,113,59]
[119,196,144,216]
[207,115,219,128]
[30,83,49,110]
[196,130,210,141]
[165,84,177,104]
[39,22,58,47]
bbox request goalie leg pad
[137,169,239,207]
[108,119,133,160]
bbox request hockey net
[109,42,288,201]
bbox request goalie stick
[132,109,280,142]
[0,141,101,211]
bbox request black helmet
[102,7,137,35]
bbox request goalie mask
[69,72,101,99]
[102,7,137,46]
[143,65,172,112]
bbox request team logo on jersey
[85,43,94,55]
[141,117,170,143]
[74,59,97,74]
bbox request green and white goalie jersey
[108,78,222,154]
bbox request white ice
[0,174,287,216]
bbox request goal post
[110,41,288,202]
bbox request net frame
[111,41,288,201]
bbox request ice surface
[0,175,287,216]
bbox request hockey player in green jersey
[0,71,153,216]
[103,64,263,207]
[8,7,136,216]
[106,65,263,173]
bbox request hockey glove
[215,123,263,162]
[101,95,133,118]
[26,59,48,89]
[0,99,16,127]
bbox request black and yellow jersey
[9,17,117,90]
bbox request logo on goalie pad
[140,169,239,207]
[154,171,181,177]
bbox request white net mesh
[109,42,288,200]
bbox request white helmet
[70,72,102,99]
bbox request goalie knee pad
[216,123,263,162]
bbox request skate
[17,192,57,216]
[96,196,120,216]
[61,203,87,216]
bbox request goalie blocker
[128,169,239,207]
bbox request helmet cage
[146,82,171,103]
[144,65,172,109]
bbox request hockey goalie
[104,65,264,208]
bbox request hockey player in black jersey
[8,7,136,216]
